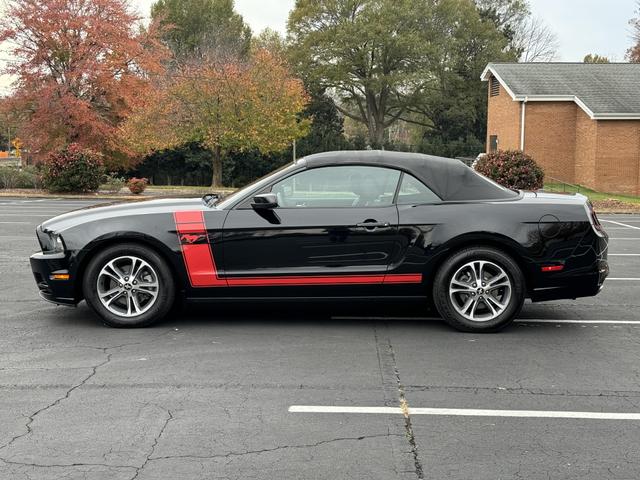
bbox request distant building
[482,63,640,195]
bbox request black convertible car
[30,151,608,332]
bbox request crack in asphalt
[145,433,400,463]
[130,408,174,480]
[0,342,143,460]
[0,349,113,456]
[374,324,424,479]
[0,457,136,472]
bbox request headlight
[42,232,66,254]
[52,234,65,253]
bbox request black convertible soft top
[301,151,518,202]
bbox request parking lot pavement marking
[0,213,58,217]
[0,221,31,224]
[608,238,640,240]
[333,316,640,324]
[607,278,640,281]
[517,319,640,324]
[289,405,640,420]
[601,220,640,230]
[609,254,640,256]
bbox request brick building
[481,63,640,195]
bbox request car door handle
[356,221,391,230]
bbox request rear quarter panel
[393,198,592,296]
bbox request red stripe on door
[227,273,422,287]
[174,211,227,287]
[383,274,424,284]
[174,211,423,288]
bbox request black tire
[83,243,175,328]
[433,247,525,333]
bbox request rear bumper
[531,259,608,302]
[29,252,78,306]
[530,228,609,302]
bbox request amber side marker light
[49,273,70,281]
[541,265,564,273]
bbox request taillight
[585,202,606,237]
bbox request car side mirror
[252,193,278,210]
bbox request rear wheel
[433,247,525,332]
[83,244,175,328]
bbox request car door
[219,165,405,292]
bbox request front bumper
[30,252,78,306]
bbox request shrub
[127,177,148,195]
[102,173,126,194]
[474,150,544,190]
[41,145,105,193]
[0,166,41,189]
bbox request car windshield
[213,162,300,209]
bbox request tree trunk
[368,121,386,148]
[211,145,223,189]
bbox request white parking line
[0,221,31,224]
[607,278,640,281]
[518,319,640,324]
[609,254,640,256]
[602,220,640,231]
[289,405,640,420]
[600,219,640,223]
[0,214,56,217]
[608,238,640,240]
[332,316,640,324]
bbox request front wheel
[83,243,175,328]
[433,247,525,332]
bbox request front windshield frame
[213,162,303,210]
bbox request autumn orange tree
[122,50,309,187]
[0,0,167,167]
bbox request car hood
[41,197,219,232]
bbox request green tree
[407,0,513,157]
[475,0,529,56]
[252,28,287,58]
[288,0,511,151]
[288,0,438,147]
[151,0,252,59]
[296,91,351,157]
[583,54,610,63]
[476,0,557,62]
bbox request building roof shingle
[481,63,640,119]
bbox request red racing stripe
[174,211,227,287]
[383,274,423,284]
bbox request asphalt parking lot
[1,198,640,480]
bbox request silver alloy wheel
[449,260,512,322]
[96,256,159,318]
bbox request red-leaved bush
[474,150,544,190]
[41,144,105,193]
[127,177,148,194]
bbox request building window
[489,135,498,153]
[490,77,500,97]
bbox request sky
[0,0,637,92]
